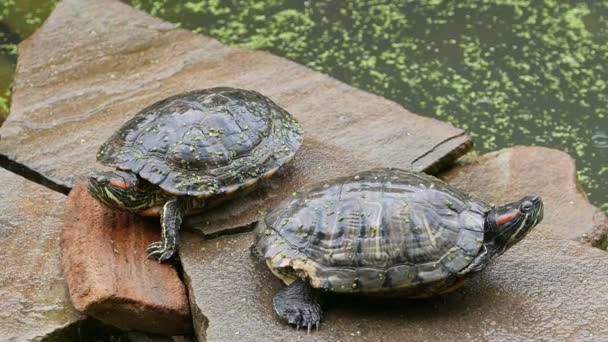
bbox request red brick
[62,184,192,335]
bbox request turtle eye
[520,200,534,213]
[110,180,130,189]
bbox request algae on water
[128,0,608,214]
[0,0,59,121]
[1,0,607,214]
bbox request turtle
[252,168,544,331]
[88,87,303,262]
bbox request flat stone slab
[181,231,608,341]
[0,0,470,193]
[441,146,608,245]
[0,168,81,341]
[62,184,192,335]
[181,146,608,341]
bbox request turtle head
[88,170,156,211]
[483,195,544,257]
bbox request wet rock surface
[2,0,607,341]
[62,184,192,335]
[0,0,470,192]
[0,168,81,341]
[441,146,608,245]
[181,231,608,342]
[181,145,608,341]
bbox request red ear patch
[496,210,519,226]
[110,180,129,189]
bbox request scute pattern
[97,88,303,196]
[254,168,490,294]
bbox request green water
[0,0,57,121]
[1,0,607,213]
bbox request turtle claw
[273,281,323,332]
[284,307,321,333]
[146,241,163,253]
[148,251,160,259]
[158,250,175,263]
[146,240,175,262]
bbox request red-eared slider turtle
[89,87,303,262]
[253,168,543,331]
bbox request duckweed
[1,0,606,215]
[128,0,608,214]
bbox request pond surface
[1,0,606,213]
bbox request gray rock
[0,168,81,341]
[441,146,608,245]
[180,231,608,342]
[180,146,608,341]
[0,0,470,193]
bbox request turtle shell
[97,87,303,197]
[254,168,490,295]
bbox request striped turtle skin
[254,168,490,296]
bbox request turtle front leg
[147,197,187,262]
[273,280,324,332]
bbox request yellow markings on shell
[264,235,320,288]
[421,214,437,248]
[290,257,320,288]
[448,246,460,253]
[270,250,285,264]
[323,252,334,263]
[263,167,278,180]
[374,226,382,260]
[446,246,460,260]
[244,178,257,188]
[266,259,296,285]
[224,184,240,196]
[331,252,350,263]
[424,224,437,247]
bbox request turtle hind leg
[273,280,324,332]
[147,197,187,262]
